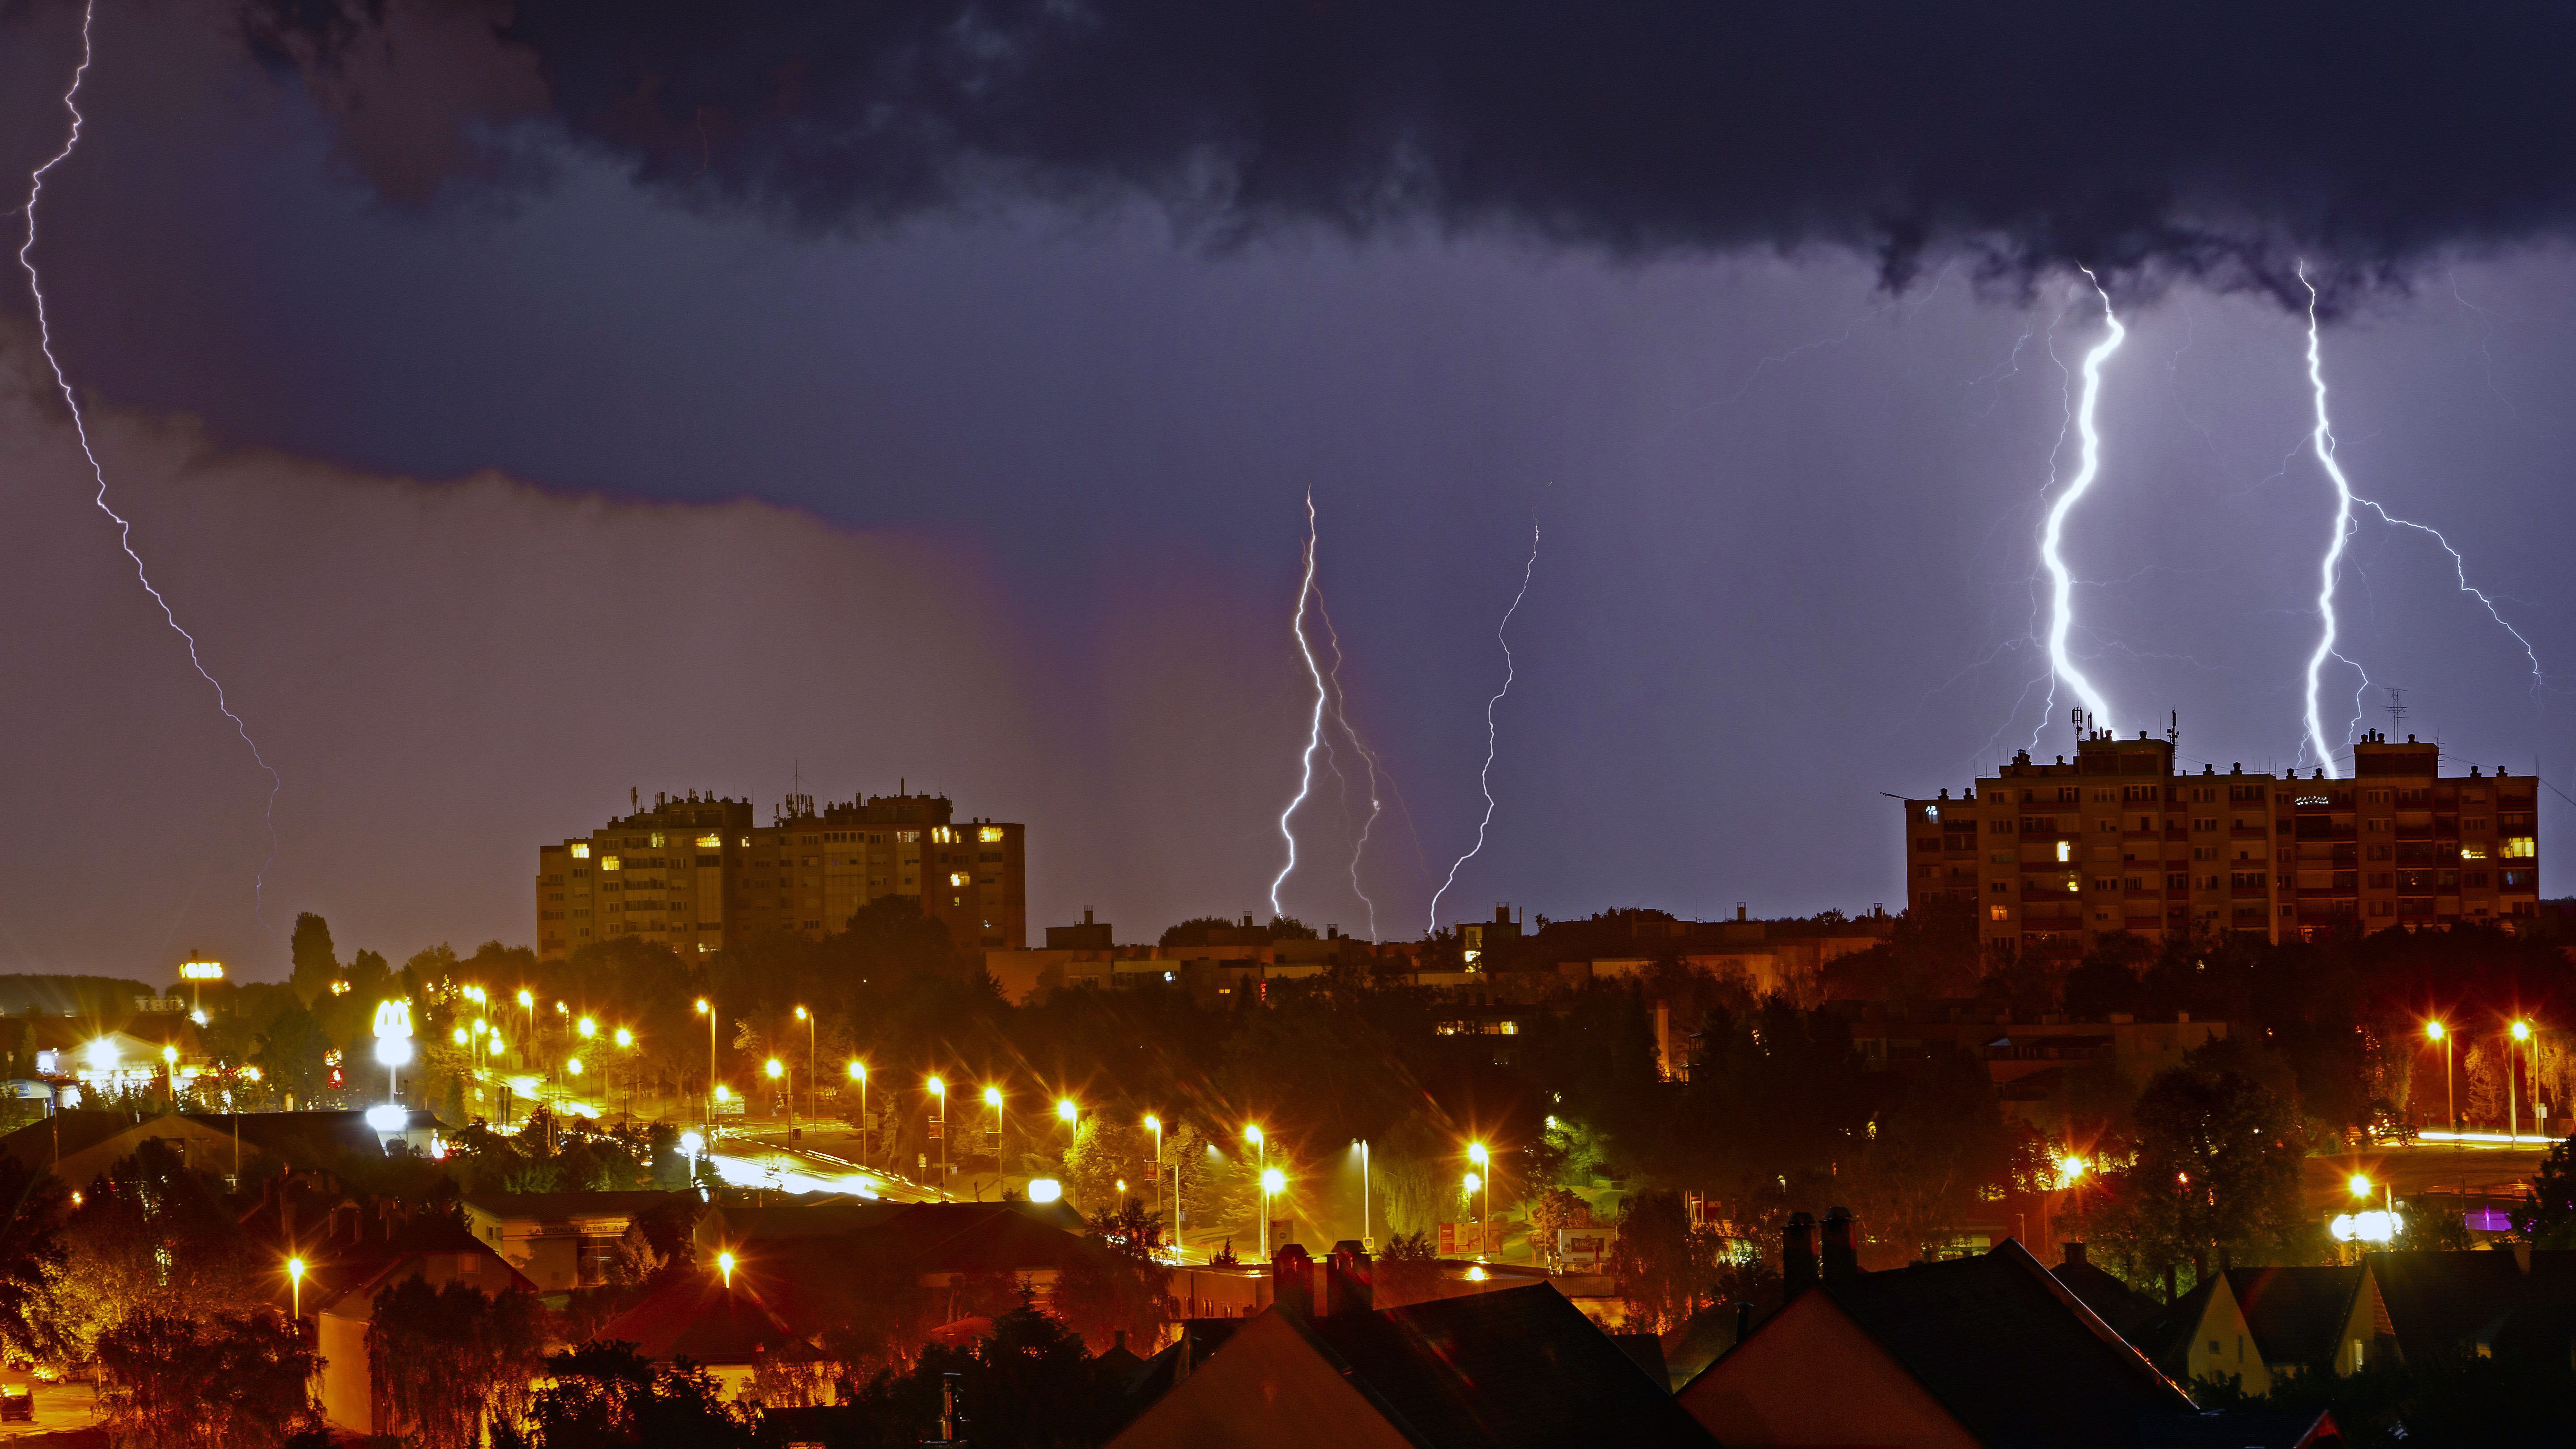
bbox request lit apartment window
[949,872,970,888]
[979,826,1005,843]
[570,843,590,859]
[2502,837,2537,859]
[697,833,721,848]
[601,856,621,871]
[649,833,666,847]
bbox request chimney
[2062,1241,2088,1269]
[1783,1212,1817,1298]
[1083,909,1094,926]
[1271,1243,1315,1317]
[1325,1241,1374,1317]
[1821,1207,1859,1282]
[1736,904,1747,922]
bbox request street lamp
[577,1016,595,1041]
[2518,1020,2546,1132]
[1057,1097,1078,1134]
[794,1007,816,1121]
[373,999,414,1105]
[766,1058,788,1124]
[928,1076,949,1195]
[984,1086,1004,1164]
[1466,1143,1492,1258]
[1259,1167,1286,1259]
[849,1060,870,1161]
[695,999,717,1125]
[1354,1140,1372,1252]
[717,1250,736,1288]
[287,1256,305,1319]
[2349,1173,2373,1199]
[2512,1020,2533,1142]
[2427,1021,2454,1134]
[1145,1114,1163,1224]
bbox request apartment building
[536,787,1025,962]
[1902,728,2539,957]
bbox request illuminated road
[2304,1134,2556,1220]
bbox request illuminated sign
[179,961,223,981]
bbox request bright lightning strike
[2295,264,2358,777]
[1428,526,1539,935]
[2294,266,2545,773]
[1270,493,1328,918]
[18,2,283,930]
[2037,270,2126,737]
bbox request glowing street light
[717,1250,736,1288]
[2348,1173,2373,1199]
[1259,1167,1286,1258]
[1145,1114,1166,1237]
[287,1256,305,1318]
[984,1085,1004,1108]
[577,1016,596,1040]
[2511,1020,2534,1142]
[695,999,717,1125]
[766,1057,789,1124]
[928,1076,949,1194]
[613,1027,632,1049]
[849,1059,871,1162]
[1057,1097,1078,1134]
[2427,1020,2455,1133]
[794,1006,817,1122]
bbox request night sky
[4,1,2574,978]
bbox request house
[1678,1212,2195,1448]
[591,1264,813,1400]
[461,1189,679,1291]
[311,1216,536,1436]
[2050,1241,2158,1339]
[2363,1246,2576,1366]
[1111,1244,1715,1448]
[2138,1267,2381,1391]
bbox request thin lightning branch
[2294,264,2359,778]
[1270,494,1328,919]
[2348,496,2546,696]
[18,2,282,934]
[1428,526,1539,935]
[1316,601,1384,942]
[2037,269,2126,738]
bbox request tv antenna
[2384,687,2408,734]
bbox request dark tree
[0,1159,64,1361]
[1606,1189,1721,1333]
[2078,1047,2308,1295]
[94,1308,321,1447]
[494,1341,754,1449]
[370,1277,547,1449]
[287,912,338,1005]
[1049,1199,1176,1351]
[252,1002,333,1108]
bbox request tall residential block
[1902,728,2539,957]
[536,787,1026,962]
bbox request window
[949,872,971,888]
[979,826,1005,843]
[649,833,666,847]
[2502,837,2537,859]
[601,856,621,871]
[1990,906,2010,921]
[2056,841,2072,863]
[697,833,721,848]
[570,843,590,859]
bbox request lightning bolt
[2295,265,2544,776]
[1428,525,1539,935]
[2036,269,2126,739]
[2294,264,2359,777]
[1270,493,1327,918]
[1315,601,1385,941]
[17,1,282,935]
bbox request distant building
[1902,728,2540,958]
[536,786,1025,961]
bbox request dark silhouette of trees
[1606,1189,1723,1333]
[2075,1045,2307,1296]
[493,1342,754,1449]
[95,1308,321,1447]
[0,1159,64,1362]
[287,912,339,1005]
[1049,1199,1176,1351]
[369,1278,547,1449]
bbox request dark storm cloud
[249,0,2576,306]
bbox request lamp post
[1057,1097,1078,1139]
[1356,1139,1372,1253]
[2511,1020,2531,1142]
[985,1086,1005,1167]
[928,1076,948,1196]
[1467,1142,1491,1259]
[1145,1115,1163,1222]
[795,1007,816,1122]
[849,1061,869,1162]
[767,1058,788,1125]
[1260,1167,1285,1259]
[695,999,717,1125]
[2521,1020,2547,1132]
[614,1027,634,1120]
[1463,1172,1483,1254]
[2426,1021,2454,1134]
[287,1256,304,1319]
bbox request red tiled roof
[594,1271,811,1365]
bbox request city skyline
[2,4,2572,981]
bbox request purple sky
[3,2,2572,981]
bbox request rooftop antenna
[2165,710,2179,746]
[2384,687,2408,735]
